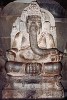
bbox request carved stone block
[3,0,64,99]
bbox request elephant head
[26,15,60,56]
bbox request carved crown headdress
[21,0,41,21]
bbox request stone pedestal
[2,62,64,98]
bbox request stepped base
[2,89,64,98]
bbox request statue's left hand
[50,49,63,62]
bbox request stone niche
[2,0,64,99]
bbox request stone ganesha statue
[7,15,62,63]
[2,1,66,99]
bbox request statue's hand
[50,49,63,62]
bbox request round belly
[19,48,41,60]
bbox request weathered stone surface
[2,1,64,99]
[0,0,66,99]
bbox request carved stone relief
[6,1,58,63]
[3,0,64,99]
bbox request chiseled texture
[0,0,66,99]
